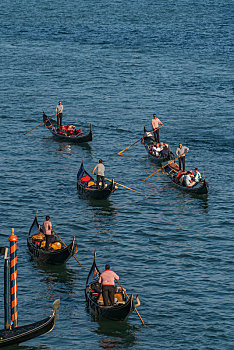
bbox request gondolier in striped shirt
[99,264,119,306]
[176,143,189,172]
[152,113,163,143]
[55,101,63,128]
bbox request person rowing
[92,159,105,189]
[176,143,189,172]
[151,113,163,143]
[42,216,56,250]
[98,264,119,306]
[55,101,63,128]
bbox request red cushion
[81,175,91,183]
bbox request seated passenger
[158,142,164,152]
[159,146,169,160]
[151,145,159,156]
[194,168,202,182]
[176,171,183,183]
[59,126,67,135]
[183,172,193,187]
[155,143,162,154]
[180,174,185,184]
[149,144,154,153]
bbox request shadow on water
[86,199,117,218]
[191,193,209,211]
[93,318,138,349]
[42,137,92,154]
[31,262,77,294]
[56,141,92,153]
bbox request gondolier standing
[55,101,63,128]
[176,143,189,172]
[99,264,119,306]
[152,113,163,143]
[42,216,55,250]
[92,159,105,189]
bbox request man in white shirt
[55,101,63,128]
[183,172,193,187]
[92,159,105,188]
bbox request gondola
[0,299,59,348]
[27,213,77,264]
[77,162,117,200]
[85,252,140,321]
[43,111,92,144]
[162,161,209,195]
[142,126,174,165]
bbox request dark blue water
[1,1,233,349]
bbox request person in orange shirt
[151,113,163,143]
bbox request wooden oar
[152,124,164,134]
[118,137,143,155]
[24,114,56,135]
[53,230,84,269]
[117,125,164,155]
[142,151,189,181]
[117,280,145,326]
[105,178,150,198]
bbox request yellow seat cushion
[114,293,124,302]
[51,242,62,250]
[40,241,62,250]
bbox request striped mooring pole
[9,228,18,328]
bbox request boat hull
[86,294,133,321]
[0,300,59,348]
[163,163,209,195]
[43,112,92,144]
[77,162,116,200]
[27,238,76,264]
[85,253,135,322]
[142,126,174,165]
[28,215,76,265]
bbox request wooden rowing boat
[142,126,175,165]
[27,213,77,265]
[77,162,117,200]
[162,161,209,195]
[0,299,59,348]
[85,252,139,321]
[43,111,92,144]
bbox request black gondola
[142,126,174,165]
[0,299,59,348]
[85,252,140,321]
[77,162,117,200]
[27,214,77,265]
[43,111,92,144]
[162,161,209,195]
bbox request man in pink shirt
[99,264,119,306]
[42,215,55,250]
[151,113,164,143]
